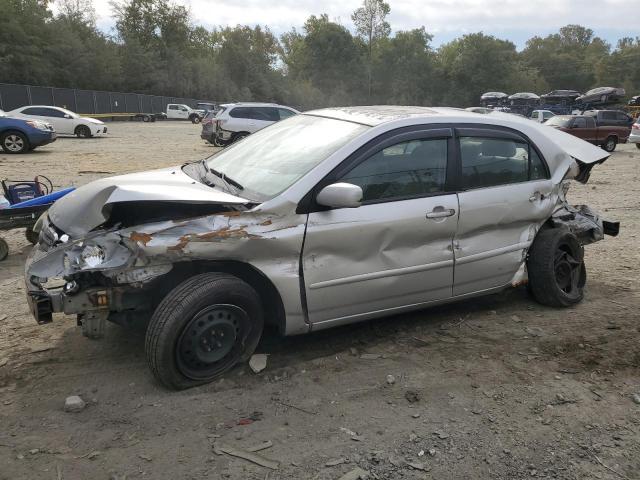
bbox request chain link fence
[0,83,204,115]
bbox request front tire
[145,273,263,390]
[1,131,29,153]
[190,115,201,124]
[527,228,585,308]
[75,125,92,138]
[602,136,617,152]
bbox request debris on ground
[407,461,427,471]
[64,395,86,413]
[337,467,369,480]
[359,353,382,360]
[247,440,273,452]
[405,390,420,403]
[214,443,279,470]
[386,374,396,385]
[249,354,268,373]
[631,394,640,405]
[325,457,347,467]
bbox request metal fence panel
[95,91,110,113]
[0,84,30,111]
[52,88,77,111]
[124,93,140,113]
[76,90,95,114]
[0,83,200,115]
[30,86,54,106]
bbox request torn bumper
[550,204,620,244]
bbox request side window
[229,107,252,119]
[278,108,296,120]
[22,107,48,116]
[341,138,448,202]
[43,108,65,118]
[460,137,536,189]
[530,149,548,181]
[168,105,178,110]
[258,107,280,121]
[543,112,554,120]
[602,111,616,120]
[573,117,587,128]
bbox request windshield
[204,115,368,201]
[545,116,571,127]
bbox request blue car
[0,109,57,154]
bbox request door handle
[426,208,456,219]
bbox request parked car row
[0,106,108,154]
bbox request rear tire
[1,131,29,153]
[602,136,617,152]
[527,228,585,308]
[75,125,92,138]
[145,273,263,390]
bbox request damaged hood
[49,167,249,237]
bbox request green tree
[351,0,390,97]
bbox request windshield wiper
[199,159,244,191]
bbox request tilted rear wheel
[145,273,263,390]
[527,228,586,307]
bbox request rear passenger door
[453,129,555,296]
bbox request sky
[69,0,639,50]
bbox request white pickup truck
[166,104,204,123]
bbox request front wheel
[75,125,92,138]
[602,136,617,152]
[527,228,585,308]
[145,273,264,390]
[1,131,29,153]
[190,115,201,124]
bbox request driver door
[302,129,458,326]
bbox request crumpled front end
[25,205,307,338]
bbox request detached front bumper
[25,250,112,324]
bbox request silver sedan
[24,106,619,389]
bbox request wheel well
[1,128,28,138]
[74,124,89,134]
[154,260,286,335]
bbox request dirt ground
[0,121,638,480]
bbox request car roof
[304,106,482,126]
[227,102,293,108]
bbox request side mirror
[64,114,72,119]
[316,183,363,209]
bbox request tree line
[1,0,639,110]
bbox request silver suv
[200,102,298,146]
[25,106,618,389]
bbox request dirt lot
[0,121,639,480]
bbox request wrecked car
[24,106,619,389]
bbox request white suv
[201,103,299,146]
